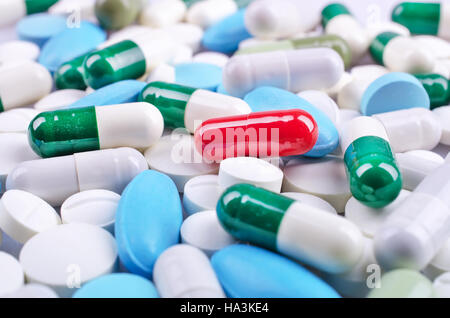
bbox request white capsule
[433,272,450,298]
[34,89,86,112]
[281,192,338,215]
[2,283,58,298]
[365,21,411,43]
[163,23,204,53]
[153,244,225,298]
[187,0,237,29]
[0,41,40,65]
[297,90,340,124]
[223,48,344,98]
[414,35,450,60]
[0,251,24,296]
[0,0,26,27]
[139,0,186,28]
[193,52,229,68]
[0,108,38,134]
[432,106,450,145]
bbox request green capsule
[368,270,433,298]
[95,0,142,30]
[414,73,450,109]
[54,53,89,90]
[369,32,400,65]
[392,2,441,35]
[25,0,59,14]
[321,3,351,28]
[0,97,3,113]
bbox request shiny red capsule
[194,109,319,162]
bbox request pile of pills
[1,0,450,299]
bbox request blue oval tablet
[67,80,147,109]
[73,273,159,298]
[244,86,339,157]
[202,9,252,54]
[115,170,183,277]
[361,72,430,116]
[216,83,231,95]
[16,14,68,47]
[39,21,106,72]
[211,245,341,298]
[175,62,222,91]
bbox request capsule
[321,3,369,62]
[374,154,450,271]
[0,0,59,27]
[341,116,402,208]
[223,48,344,98]
[0,61,52,112]
[392,2,450,39]
[235,34,352,69]
[194,109,319,162]
[54,53,89,90]
[6,147,148,207]
[217,184,364,274]
[139,81,251,133]
[414,73,450,108]
[28,102,163,158]
[186,0,237,29]
[370,32,435,73]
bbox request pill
[0,40,40,64]
[187,0,237,29]
[374,154,450,270]
[73,273,159,298]
[144,133,218,192]
[34,89,86,112]
[6,147,148,206]
[218,157,283,193]
[414,73,450,109]
[54,53,89,90]
[139,81,250,133]
[146,64,176,84]
[217,184,364,273]
[0,108,38,134]
[433,106,450,145]
[19,223,117,297]
[2,284,58,298]
[423,238,450,280]
[322,3,369,62]
[0,252,24,296]
[140,0,186,28]
[164,23,204,53]
[174,62,222,91]
[194,109,319,162]
[211,244,341,298]
[365,21,411,42]
[153,244,225,298]
[61,190,120,234]
[49,0,96,22]
[297,90,340,125]
[368,270,433,298]
[115,170,182,276]
[28,102,164,158]
[0,133,39,175]
[181,211,236,256]
[324,71,353,100]
[16,13,67,47]
[414,35,450,60]
[183,175,221,215]
[192,52,229,68]
[95,0,142,30]
[0,61,52,112]
[0,0,59,27]
[281,192,338,215]
[223,48,344,98]
[392,2,450,40]
[432,273,450,298]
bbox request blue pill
[39,21,106,72]
[115,170,182,277]
[73,273,159,298]
[68,80,147,109]
[216,83,231,95]
[211,245,341,298]
[361,72,430,116]
[175,62,223,91]
[244,86,339,157]
[16,14,68,47]
[202,9,252,54]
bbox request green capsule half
[0,96,3,113]
[321,3,351,28]
[414,73,450,109]
[25,0,59,15]
[54,53,89,90]
[392,2,441,35]
[369,32,400,65]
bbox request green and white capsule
[370,31,435,73]
[139,81,251,133]
[392,2,450,40]
[0,0,59,27]
[217,183,364,274]
[28,102,164,158]
[54,53,89,90]
[414,73,450,108]
[340,116,402,208]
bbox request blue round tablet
[16,14,68,47]
[361,72,430,116]
[175,62,223,91]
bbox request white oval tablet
[323,72,352,100]
[433,106,450,146]
[2,283,58,298]
[145,133,219,192]
[60,190,120,234]
[183,174,221,215]
[0,190,61,244]
[19,223,117,297]
[34,89,86,112]
[181,210,236,257]
[0,252,24,296]
[147,63,176,84]
[164,23,204,53]
[0,108,39,134]
[432,272,450,298]
[344,189,411,238]
[297,90,340,124]
[282,156,351,213]
[281,192,338,214]
[0,133,40,175]
[193,52,229,68]
[219,157,283,193]
[0,41,40,64]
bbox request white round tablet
[282,157,351,213]
[297,90,340,124]
[60,190,120,234]
[0,190,61,244]
[183,174,221,215]
[0,133,40,175]
[0,251,24,296]
[433,106,450,146]
[344,190,411,238]
[193,52,229,68]
[19,223,117,297]
[0,108,39,134]
[144,133,219,192]
[2,284,58,298]
[0,41,40,64]
[281,192,338,215]
[432,273,450,298]
[147,63,176,84]
[34,89,86,112]
[219,157,284,193]
[181,210,236,257]
[164,23,204,53]
[338,109,361,126]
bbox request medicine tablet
[297,90,340,125]
[0,133,39,175]
[20,223,117,297]
[219,157,283,193]
[281,192,337,215]
[424,238,450,280]
[365,21,410,42]
[0,252,24,296]
[2,284,58,298]
[16,14,67,47]
[368,270,433,298]
[0,41,40,64]
[192,52,229,68]
[414,35,450,60]
[49,0,96,22]
[433,106,450,145]
[175,62,222,91]
[164,23,204,53]
[61,190,120,234]
[147,64,176,84]
[140,0,186,28]
[186,0,237,29]
[183,175,221,215]
[34,89,86,112]
[432,273,450,298]
[180,210,236,256]
[323,72,352,100]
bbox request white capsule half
[187,0,237,29]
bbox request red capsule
[194,109,318,162]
